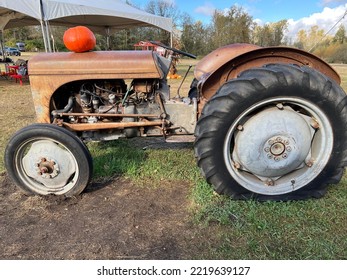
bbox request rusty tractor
[5,42,347,200]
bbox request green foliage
[333,24,346,44]
[325,43,347,63]
[209,5,253,49]
[181,17,210,55]
[24,39,45,52]
[252,20,288,47]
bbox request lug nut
[276,103,284,110]
[265,179,274,186]
[306,159,314,167]
[233,162,241,169]
[237,125,244,131]
[310,119,320,129]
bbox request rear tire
[5,124,93,197]
[194,64,347,200]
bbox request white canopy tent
[0,0,173,52]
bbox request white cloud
[195,2,216,17]
[285,4,347,40]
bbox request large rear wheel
[5,124,93,196]
[194,64,347,200]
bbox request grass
[191,182,347,259]
[88,139,347,259]
[1,58,347,259]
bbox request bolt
[268,140,274,145]
[267,154,273,159]
[233,162,241,169]
[274,157,280,162]
[276,103,284,110]
[264,147,270,152]
[265,179,274,186]
[306,159,314,167]
[276,137,282,142]
[286,146,292,152]
[237,125,244,131]
[282,153,288,159]
[310,118,320,129]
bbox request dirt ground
[0,140,227,262]
[0,170,215,260]
[0,61,216,260]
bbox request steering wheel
[150,41,197,59]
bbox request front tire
[194,64,347,200]
[5,124,93,196]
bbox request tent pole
[45,20,52,52]
[39,0,48,52]
[40,20,48,52]
[39,0,52,52]
[106,27,110,50]
[0,30,6,61]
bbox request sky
[131,0,347,40]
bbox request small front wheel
[5,124,93,196]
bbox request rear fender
[197,44,340,101]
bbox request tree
[252,20,288,47]
[181,13,209,55]
[107,0,182,49]
[294,25,330,51]
[143,0,181,45]
[333,24,346,44]
[209,5,253,50]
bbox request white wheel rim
[15,138,80,195]
[224,97,333,195]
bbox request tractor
[5,41,347,200]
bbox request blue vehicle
[5,47,21,56]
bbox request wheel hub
[265,136,292,162]
[232,106,315,178]
[22,140,76,189]
[35,157,60,179]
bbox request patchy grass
[190,180,347,259]
[1,59,347,259]
[0,82,34,173]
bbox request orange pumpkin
[63,26,96,53]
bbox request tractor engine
[51,78,196,141]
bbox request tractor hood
[29,50,165,79]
